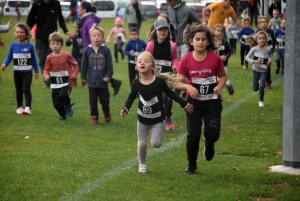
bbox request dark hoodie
[81,13,101,48]
[27,0,68,42]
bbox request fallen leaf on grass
[169,186,174,190]
[242,139,247,141]
[276,150,282,156]
[230,145,234,148]
[233,167,240,171]
[180,126,183,129]
[25,136,29,139]
[170,138,178,141]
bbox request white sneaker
[138,164,147,174]
[16,106,24,114]
[258,101,264,107]
[22,107,31,115]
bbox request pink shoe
[165,116,174,130]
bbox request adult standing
[167,0,200,61]
[248,0,260,27]
[27,0,72,88]
[122,0,146,32]
[268,1,281,17]
[202,0,243,29]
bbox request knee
[138,141,147,150]
[151,140,162,148]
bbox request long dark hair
[183,23,216,52]
[80,1,97,13]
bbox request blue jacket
[81,44,113,88]
[238,27,255,47]
[124,39,147,64]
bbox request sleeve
[162,80,188,108]
[224,40,231,59]
[209,2,217,11]
[237,29,243,41]
[81,49,88,80]
[270,30,278,47]
[0,25,10,33]
[3,43,14,66]
[268,48,272,62]
[68,54,78,79]
[225,26,230,37]
[30,44,39,73]
[188,7,201,24]
[43,55,52,77]
[245,47,255,64]
[105,48,113,79]
[83,21,94,48]
[145,40,154,54]
[26,2,37,28]
[170,42,178,67]
[123,81,138,111]
[122,4,129,23]
[57,1,68,34]
[124,41,131,56]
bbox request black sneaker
[203,143,215,161]
[113,80,122,95]
[57,116,67,121]
[121,52,125,60]
[275,67,280,75]
[184,165,197,175]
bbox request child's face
[130,31,139,41]
[137,54,155,74]
[281,20,286,29]
[90,29,103,46]
[14,27,27,42]
[214,27,223,37]
[78,5,85,17]
[213,36,221,48]
[190,32,209,52]
[257,33,266,47]
[115,21,121,27]
[259,18,268,30]
[273,11,279,19]
[50,41,63,53]
[244,21,251,28]
[156,27,168,41]
[243,10,247,14]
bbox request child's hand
[106,39,110,43]
[120,109,128,118]
[213,85,222,95]
[82,80,87,84]
[184,103,194,113]
[275,46,279,51]
[69,78,77,87]
[221,55,227,61]
[103,77,110,83]
[35,73,39,79]
[80,48,84,53]
[1,64,6,71]
[172,66,176,71]
[130,50,134,55]
[186,85,199,99]
[266,61,271,67]
[253,60,261,65]
[44,75,50,81]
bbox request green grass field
[0,16,299,201]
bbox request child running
[145,19,178,130]
[43,32,78,120]
[274,19,285,76]
[120,52,194,174]
[1,23,39,115]
[81,25,113,124]
[226,17,239,54]
[245,31,272,107]
[212,24,234,95]
[106,17,127,63]
[269,9,282,32]
[238,18,255,70]
[176,24,227,175]
[124,27,147,86]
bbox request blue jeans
[162,92,173,117]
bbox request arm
[3,43,14,66]
[231,15,243,29]
[105,49,113,79]
[43,56,51,80]
[121,83,138,117]
[26,2,37,28]
[176,73,199,99]
[56,1,68,34]
[30,44,39,74]
[188,7,201,24]
[68,54,78,79]
[145,41,154,54]
[106,29,114,43]
[65,39,72,47]
[245,47,255,64]
[224,40,231,60]
[81,50,88,81]
[162,80,188,108]
[270,29,278,48]
[124,42,131,56]
[202,6,211,25]
[170,42,178,70]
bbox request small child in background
[269,9,282,32]
[1,23,39,115]
[240,9,250,26]
[245,31,272,107]
[226,17,239,54]
[120,52,193,174]
[106,17,127,63]
[238,18,255,69]
[43,32,78,120]
[66,22,83,85]
[274,19,285,76]
[212,24,234,95]
[81,25,113,124]
[124,27,147,86]
[145,19,178,131]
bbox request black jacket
[27,0,68,41]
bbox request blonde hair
[258,16,269,23]
[212,24,223,31]
[89,23,105,38]
[49,31,63,44]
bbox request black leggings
[52,86,71,117]
[240,45,250,66]
[88,87,110,119]
[128,63,139,86]
[14,71,32,108]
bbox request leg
[275,51,281,74]
[98,87,110,114]
[240,46,245,66]
[162,92,174,130]
[35,39,52,87]
[110,77,122,96]
[128,63,137,86]
[114,43,118,62]
[117,43,125,60]
[252,70,260,92]
[245,46,250,68]
[52,88,66,118]
[137,121,151,165]
[150,122,164,148]
[280,50,285,76]
[128,23,138,31]
[23,72,33,108]
[88,87,99,119]
[232,39,237,54]
[13,71,23,108]
[259,72,267,102]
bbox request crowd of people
[0,0,286,175]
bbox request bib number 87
[199,85,209,94]
[143,106,152,114]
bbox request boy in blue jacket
[124,27,147,86]
[81,25,113,124]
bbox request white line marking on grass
[61,78,282,201]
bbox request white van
[3,0,31,17]
[92,0,117,19]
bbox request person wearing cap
[106,17,127,63]
[123,0,147,32]
[167,0,200,61]
[145,19,178,131]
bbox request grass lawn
[0,16,299,201]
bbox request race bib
[13,53,32,71]
[241,35,250,45]
[267,36,273,48]
[277,38,285,49]
[129,52,142,64]
[137,93,161,119]
[117,33,126,43]
[231,30,239,38]
[192,76,217,101]
[254,52,268,69]
[50,71,69,89]
[155,59,172,73]
[215,45,225,56]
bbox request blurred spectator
[268,1,281,17]
[248,0,260,27]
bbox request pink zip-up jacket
[145,40,178,68]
